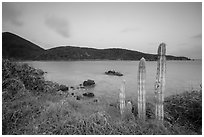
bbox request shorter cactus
[123,101,134,121]
[126,101,132,114]
[119,80,126,118]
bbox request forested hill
[38,46,190,61]
[2,32,190,61]
[3,32,45,60]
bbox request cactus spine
[155,43,166,122]
[119,80,126,118]
[138,57,146,120]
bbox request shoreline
[17,59,202,100]
[2,59,202,135]
[6,58,195,62]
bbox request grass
[2,59,202,135]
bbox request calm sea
[24,60,202,100]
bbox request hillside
[2,32,190,61]
[2,32,45,60]
[37,46,157,61]
[37,46,190,61]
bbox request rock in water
[83,92,95,97]
[76,95,82,100]
[83,79,95,86]
[59,84,69,91]
[105,70,123,76]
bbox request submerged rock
[93,98,99,102]
[70,86,75,90]
[76,95,82,100]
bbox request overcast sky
[2,2,202,59]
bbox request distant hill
[2,32,190,61]
[37,46,158,61]
[2,32,45,60]
[37,46,190,61]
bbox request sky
[2,2,202,59]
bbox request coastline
[6,57,193,62]
[2,59,202,135]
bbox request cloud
[2,3,24,26]
[121,27,140,33]
[192,33,202,39]
[45,15,69,38]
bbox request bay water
[24,60,202,101]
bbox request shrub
[2,78,26,100]
[2,59,17,80]
[164,90,202,134]
[2,59,48,94]
[2,91,44,134]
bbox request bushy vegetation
[3,59,45,94]
[164,90,202,133]
[2,59,201,135]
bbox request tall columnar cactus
[138,57,146,120]
[119,80,126,118]
[155,43,166,122]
